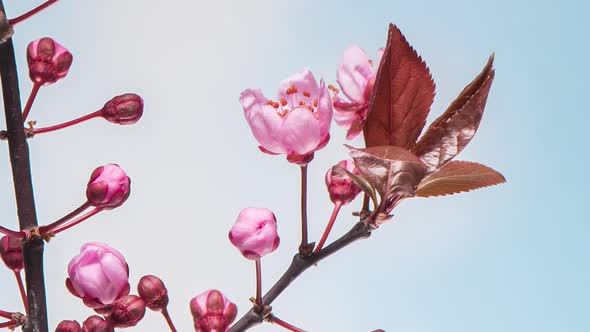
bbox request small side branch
[228,221,371,332]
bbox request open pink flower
[333,45,383,139]
[66,243,130,309]
[229,207,279,260]
[240,69,333,165]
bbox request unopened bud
[325,159,362,205]
[86,164,131,209]
[190,289,237,332]
[229,208,280,260]
[100,94,143,125]
[27,37,73,85]
[109,295,146,328]
[55,320,82,332]
[0,235,23,272]
[138,275,169,311]
[82,316,113,332]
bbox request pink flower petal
[317,80,333,140]
[277,68,320,109]
[337,45,373,103]
[278,107,321,155]
[240,89,287,154]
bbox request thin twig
[227,221,371,331]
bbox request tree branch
[0,2,48,331]
[227,221,372,332]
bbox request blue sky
[0,0,588,331]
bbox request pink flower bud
[190,289,237,332]
[86,164,131,209]
[66,243,130,309]
[325,160,362,205]
[137,275,169,311]
[0,235,23,272]
[55,320,82,332]
[82,316,113,332]
[109,295,146,328]
[100,94,144,125]
[228,208,280,260]
[27,37,73,85]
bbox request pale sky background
[0,0,589,331]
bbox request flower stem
[33,111,101,135]
[161,308,177,332]
[14,271,28,312]
[51,208,103,235]
[314,201,342,253]
[268,315,306,332]
[255,259,262,306]
[38,202,91,235]
[0,310,12,319]
[298,165,309,255]
[8,0,59,25]
[21,83,41,121]
[0,320,16,329]
[0,224,25,238]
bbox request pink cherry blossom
[86,164,131,209]
[228,207,280,260]
[325,159,362,205]
[66,242,130,309]
[190,289,237,332]
[27,37,73,86]
[240,68,333,165]
[333,45,383,139]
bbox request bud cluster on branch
[0,2,504,331]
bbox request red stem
[38,201,91,234]
[268,315,306,332]
[14,271,28,312]
[0,224,25,238]
[8,0,59,25]
[314,201,343,253]
[0,320,16,329]
[21,83,40,121]
[33,111,101,135]
[255,259,262,306]
[161,308,177,332]
[51,208,103,235]
[0,310,12,319]
[298,165,309,254]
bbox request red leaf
[412,54,495,173]
[415,161,505,197]
[363,24,436,150]
[347,145,427,201]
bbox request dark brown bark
[0,2,48,331]
[228,221,372,331]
